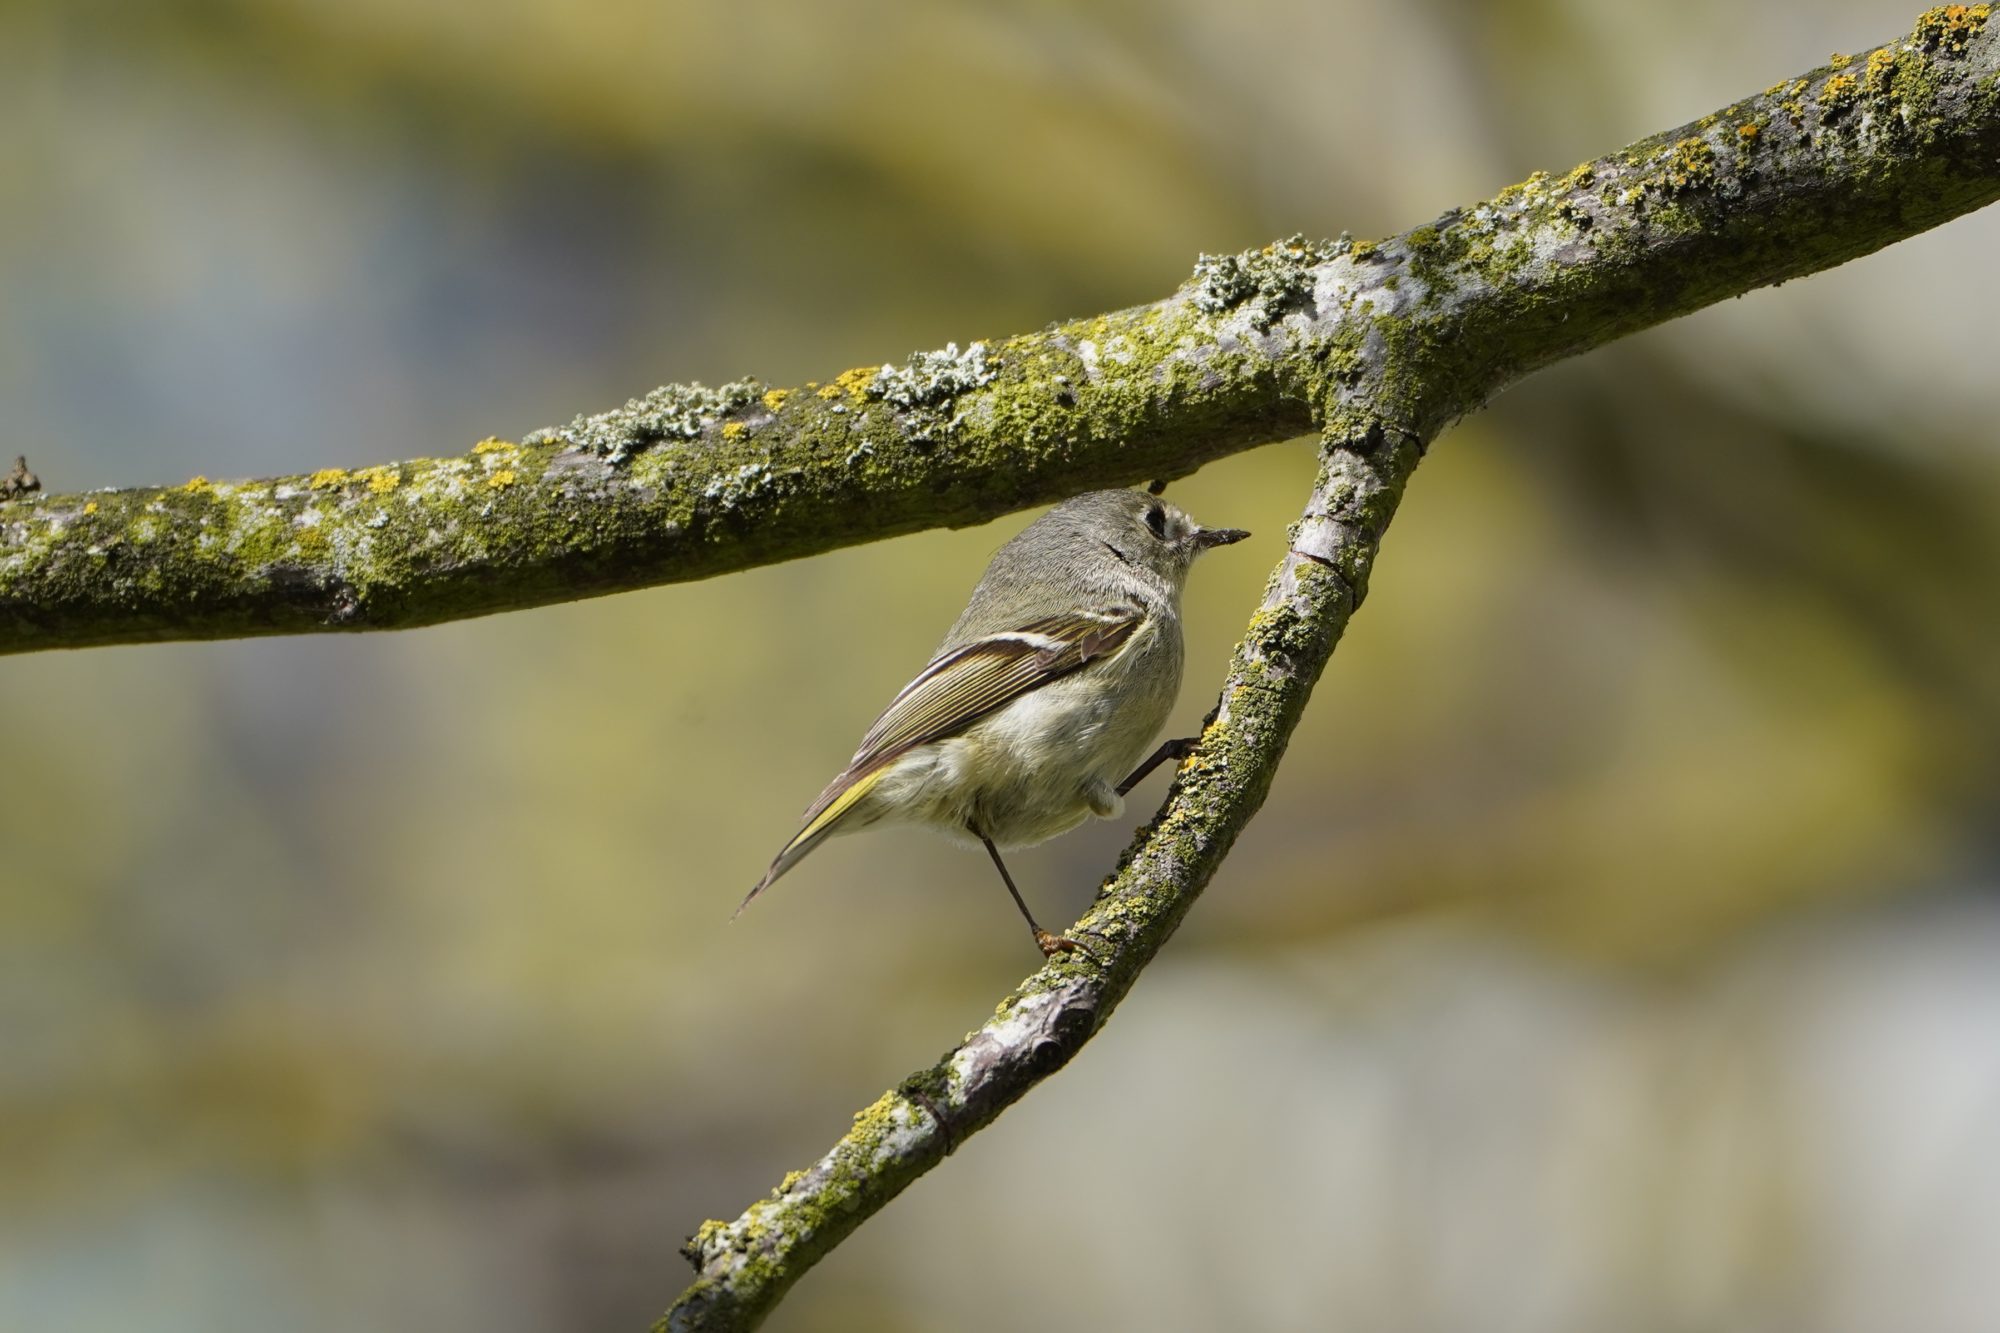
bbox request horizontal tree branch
[6,9,1998,655]
[655,10,2000,1331]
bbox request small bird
[740,488,1249,957]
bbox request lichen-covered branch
[3,7,1996,1327]
[7,9,1999,656]
[664,418,1417,1332]
[657,11,2000,1331]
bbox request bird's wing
[848,606,1144,767]
[739,605,1144,911]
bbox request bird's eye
[1144,505,1169,539]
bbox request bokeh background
[6,2,2000,1330]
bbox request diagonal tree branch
[658,11,2000,1331]
[665,421,1419,1331]
[6,9,1999,656]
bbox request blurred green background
[5,2,2000,1329]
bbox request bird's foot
[1035,929,1106,963]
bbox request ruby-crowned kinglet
[740,488,1249,956]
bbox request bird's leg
[978,833,1095,960]
[1116,736,1200,797]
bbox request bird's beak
[1192,526,1250,550]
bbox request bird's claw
[1035,929,1107,963]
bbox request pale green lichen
[700,461,772,503]
[866,341,998,441]
[1187,233,1350,327]
[529,377,765,465]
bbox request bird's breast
[948,615,1183,846]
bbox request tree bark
[7,12,1997,658]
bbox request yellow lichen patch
[721,421,747,441]
[849,1090,905,1134]
[181,475,215,496]
[308,468,348,490]
[1819,73,1860,113]
[822,365,877,400]
[1176,746,1221,781]
[1659,137,1717,193]
[761,387,791,411]
[485,469,517,489]
[1558,163,1596,192]
[1737,122,1762,142]
[356,465,401,494]
[1494,169,1553,206]
[1915,4,1992,54]
[1829,52,1852,67]
[471,437,516,455]
[1864,48,1899,93]
[83,501,98,515]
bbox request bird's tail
[734,765,888,918]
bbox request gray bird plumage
[741,488,1248,954]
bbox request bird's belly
[886,642,1177,849]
